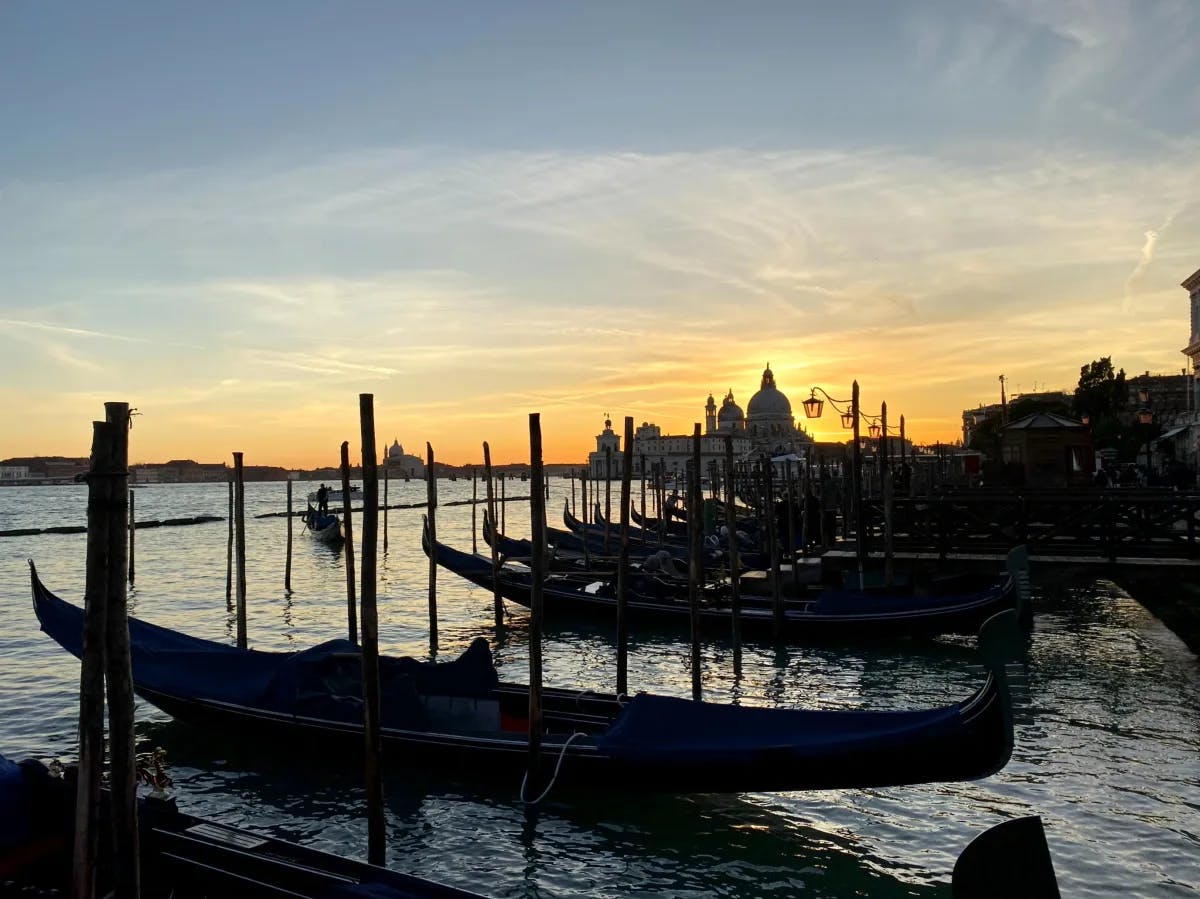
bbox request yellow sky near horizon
[4,4,1199,468]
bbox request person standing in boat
[317,484,330,514]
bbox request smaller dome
[718,389,744,422]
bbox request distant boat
[30,562,1016,795]
[306,485,360,505]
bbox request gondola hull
[427,524,1023,642]
[30,563,1014,794]
[1,754,482,898]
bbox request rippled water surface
[1,480,1197,896]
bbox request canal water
[1,480,1197,897]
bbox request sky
[2,0,1198,467]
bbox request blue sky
[2,0,1198,464]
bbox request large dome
[747,366,792,417]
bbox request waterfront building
[383,438,426,478]
[586,364,813,479]
[0,456,89,484]
[1168,267,1200,475]
[0,464,30,485]
[132,460,228,484]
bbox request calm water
[1,480,1197,897]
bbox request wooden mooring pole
[73,420,113,899]
[358,395,386,865]
[127,488,135,586]
[639,453,647,535]
[724,435,742,664]
[340,441,358,644]
[616,416,633,696]
[233,451,247,650]
[501,472,506,534]
[105,402,139,899]
[483,442,502,627]
[604,446,612,554]
[580,469,591,569]
[382,447,389,555]
[225,477,233,608]
[471,467,478,554]
[285,480,293,593]
[763,456,783,641]
[426,442,439,655]
[882,401,894,586]
[526,413,546,798]
[688,424,702,701]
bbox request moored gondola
[427,520,1027,642]
[0,751,482,898]
[30,562,1016,795]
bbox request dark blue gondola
[0,752,482,898]
[428,520,1028,642]
[30,562,1015,795]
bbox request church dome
[747,365,792,417]
[718,390,744,422]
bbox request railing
[859,488,1200,560]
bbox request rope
[520,731,587,806]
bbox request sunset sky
[3,1,1198,467]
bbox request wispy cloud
[0,317,152,343]
[4,132,1199,462]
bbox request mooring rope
[520,731,588,806]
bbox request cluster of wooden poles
[76,396,895,893]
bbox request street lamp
[802,383,867,575]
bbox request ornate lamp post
[802,383,866,575]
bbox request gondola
[483,513,614,573]
[0,752,482,898]
[3,753,1055,898]
[563,502,772,568]
[304,503,344,544]
[427,521,1028,642]
[30,562,1015,794]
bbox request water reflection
[141,718,938,898]
[3,482,1198,897]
